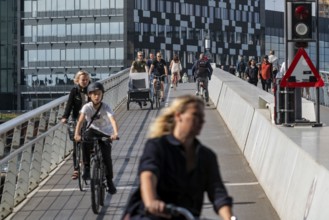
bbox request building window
[195,5,200,16]
[158,25,165,37]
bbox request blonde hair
[74,70,90,84]
[147,95,204,138]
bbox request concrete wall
[209,68,329,220]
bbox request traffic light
[291,2,313,47]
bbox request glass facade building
[21,0,124,109]
[0,0,17,110]
[1,0,329,110]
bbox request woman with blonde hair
[61,70,90,179]
[122,95,235,220]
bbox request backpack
[196,60,208,78]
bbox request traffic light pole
[284,0,321,127]
[314,0,322,126]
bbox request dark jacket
[62,85,88,120]
[122,135,232,219]
[245,66,259,83]
[191,59,213,80]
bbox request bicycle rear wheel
[90,158,101,214]
[155,90,160,109]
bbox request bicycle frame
[152,74,166,109]
[89,136,108,214]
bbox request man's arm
[149,64,154,75]
[130,61,135,73]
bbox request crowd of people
[60,51,237,219]
[233,49,284,93]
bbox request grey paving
[7,82,279,220]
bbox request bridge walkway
[7,82,279,220]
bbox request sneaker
[195,91,199,96]
[170,84,173,88]
[107,180,117,194]
[82,166,90,180]
[143,101,147,106]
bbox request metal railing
[0,69,129,219]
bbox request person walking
[245,59,259,86]
[236,56,246,78]
[61,70,90,180]
[259,55,272,92]
[122,95,235,220]
[268,50,279,80]
[169,54,182,90]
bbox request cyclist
[169,54,182,89]
[148,52,168,102]
[122,95,235,220]
[130,51,149,107]
[74,82,119,194]
[61,70,90,180]
[192,53,213,105]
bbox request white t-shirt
[80,102,115,136]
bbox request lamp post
[204,36,213,63]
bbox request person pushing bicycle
[74,82,119,194]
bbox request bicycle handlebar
[164,204,237,220]
[152,74,167,79]
[164,204,195,220]
[81,135,120,142]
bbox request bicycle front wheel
[77,143,86,191]
[90,158,101,214]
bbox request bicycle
[196,77,209,104]
[86,135,119,214]
[148,204,238,220]
[67,120,87,191]
[171,72,179,90]
[152,74,167,109]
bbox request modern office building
[0,0,329,110]
[0,0,18,110]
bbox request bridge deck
[7,82,279,220]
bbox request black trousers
[83,128,114,180]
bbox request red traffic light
[294,5,310,20]
[291,2,313,41]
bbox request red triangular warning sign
[280,48,324,88]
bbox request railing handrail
[0,70,127,134]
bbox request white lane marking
[38,183,258,192]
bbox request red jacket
[260,61,272,80]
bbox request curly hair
[147,95,205,138]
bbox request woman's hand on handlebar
[145,200,170,219]
[110,133,119,141]
[74,134,81,142]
